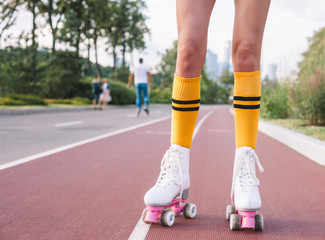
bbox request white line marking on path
[127,217,151,240]
[0,116,171,171]
[54,121,83,127]
[128,110,214,240]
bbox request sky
[4,0,325,80]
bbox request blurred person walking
[92,75,102,110]
[128,58,153,116]
[99,78,112,110]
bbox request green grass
[265,119,325,141]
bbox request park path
[1,105,324,239]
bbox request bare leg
[232,0,271,71]
[229,1,271,228]
[176,0,216,77]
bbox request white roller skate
[143,144,197,227]
[226,146,264,231]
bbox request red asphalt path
[1,106,325,239]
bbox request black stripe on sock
[172,106,200,111]
[172,98,200,104]
[234,104,260,109]
[234,96,261,101]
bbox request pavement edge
[229,107,325,167]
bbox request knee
[177,38,206,76]
[232,41,259,72]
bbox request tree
[219,69,234,86]
[58,0,88,58]
[106,0,149,71]
[24,0,43,86]
[0,0,21,48]
[156,40,177,88]
[122,0,149,67]
[40,0,66,53]
[83,0,112,76]
[295,26,325,125]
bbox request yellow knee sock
[171,75,200,149]
[234,70,261,149]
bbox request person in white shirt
[128,58,153,116]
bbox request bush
[40,51,82,99]
[0,94,47,106]
[109,80,136,105]
[261,82,291,119]
[109,66,130,83]
[44,97,91,105]
[150,88,172,103]
[294,27,325,125]
[294,69,325,125]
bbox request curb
[0,106,93,116]
[229,107,325,167]
[258,120,325,166]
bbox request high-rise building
[217,41,233,77]
[267,64,277,82]
[205,49,218,80]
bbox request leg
[232,0,270,72]
[135,84,141,115]
[232,0,270,149]
[144,0,215,211]
[142,83,149,115]
[172,0,216,148]
[176,0,215,77]
[229,0,270,230]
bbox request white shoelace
[156,147,184,204]
[231,148,264,204]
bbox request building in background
[267,64,277,82]
[205,49,218,80]
[205,41,233,80]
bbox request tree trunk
[75,28,81,58]
[87,38,92,75]
[31,0,37,90]
[94,30,101,77]
[112,45,117,72]
[121,42,126,68]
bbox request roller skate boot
[226,146,264,231]
[143,144,197,227]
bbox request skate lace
[156,147,184,204]
[231,148,264,204]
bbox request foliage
[0,0,150,103]
[201,65,230,104]
[150,87,172,103]
[156,41,177,88]
[44,97,91,105]
[109,80,136,105]
[261,82,291,119]
[267,118,325,141]
[106,0,149,70]
[109,66,130,83]
[39,51,82,98]
[0,46,41,95]
[219,69,234,86]
[294,27,325,125]
[0,94,46,105]
[0,0,21,48]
